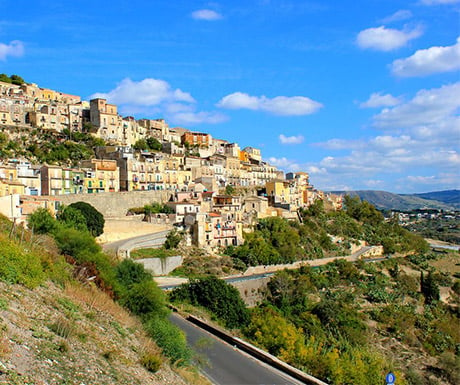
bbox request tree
[0,74,11,83]
[133,139,148,151]
[164,229,182,249]
[68,201,105,236]
[57,205,87,232]
[421,271,440,304]
[28,208,57,234]
[146,137,162,151]
[225,185,236,195]
[10,74,25,85]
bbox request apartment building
[40,165,63,196]
[16,162,41,196]
[181,131,212,148]
[90,98,123,143]
[80,159,119,193]
[193,211,242,250]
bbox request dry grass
[174,366,213,385]
[64,282,139,329]
[0,335,11,359]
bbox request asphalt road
[102,230,170,256]
[170,313,305,385]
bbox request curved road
[102,229,171,257]
[170,313,305,385]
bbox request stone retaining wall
[54,190,173,217]
[136,256,183,276]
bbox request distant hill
[331,190,459,211]
[409,190,460,208]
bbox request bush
[116,259,152,290]
[57,205,87,232]
[439,352,460,384]
[144,315,191,365]
[28,208,58,234]
[53,227,101,259]
[140,351,162,372]
[164,229,182,249]
[0,235,46,288]
[121,280,166,318]
[170,276,250,328]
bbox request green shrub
[121,280,166,318]
[140,352,162,372]
[28,208,58,234]
[144,315,191,365]
[170,276,250,328]
[0,236,46,288]
[164,229,182,249]
[53,227,101,259]
[116,259,152,290]
[57,205,87,232]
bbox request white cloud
[306,166,327,175]
[91,78,195,106]
[364,179,385,188]
[391,38,460,77]
[373,82,460,132]
[217,92,323,115]
[356,26,422,51]
[380,10,413,24]
[91,78,225,126]
[0,40,24,61]
[266,156,301,171]
[191,9,223,20]
[171,111,227,125]
[279,134,304,144]
[308,82,460,192]
[360,92,402,108]
[315,138,365,150]
[420,0,460,5]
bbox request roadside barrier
[182,312,328,385]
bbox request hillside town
[0,79,342,250]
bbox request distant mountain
[408,190,460,208]
[330,190,459,211]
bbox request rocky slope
[0,280,196,385]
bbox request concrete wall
[230,277,271,307]
[360,245,384,258]
[55,190,173,217]
[137,256,183,276]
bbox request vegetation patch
[131,247,178,260]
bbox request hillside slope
[410,190,460,209]
[0,281,190,385]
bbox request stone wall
[55,190,173,217]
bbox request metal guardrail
[181,312,328,385]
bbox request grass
[64,282,139,329]
[130,247,178,259]
[49,316,73,338]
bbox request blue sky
[1,0,459,193]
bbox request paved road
[102,230,171,257]
[170,314,305,385]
